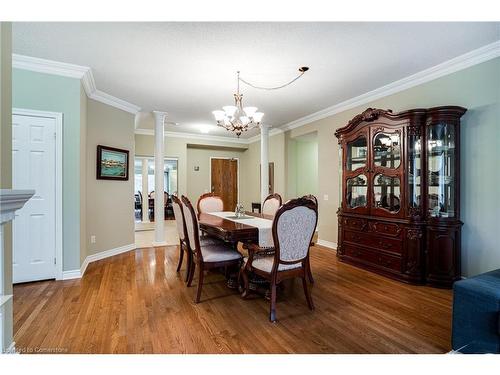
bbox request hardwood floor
[13,245,453,354]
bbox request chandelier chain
[238,68,308,91]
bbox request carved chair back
[302,194,318,207]
[172,195,188,242]
[262,193,282,216]
[271,197,318,272]
[197,192,224,213]
[181,195,202,259]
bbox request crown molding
[89,90,141,114]
[246,128,284,143]
[135,126,283,145]
[12,53,88,79]
[280,40,500,132]
[13,54,141,115]
[135,128,251,145]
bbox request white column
[260,123,270,204]
[141,158,149,222]
[152,111,167,246]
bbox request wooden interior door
[211,158,238,211]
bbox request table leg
[226,242,242,289]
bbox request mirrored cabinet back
[335,106,466,288]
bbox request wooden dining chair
[172,195,191,282]
[242,197,318,322]
[197,192,224,213]
[303,194,318,206]
[181,195,242,303]
[302,194,318,284]
[262,193,282,216]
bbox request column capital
[260,123,271,130]
[152,111,168,124]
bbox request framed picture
[96,145,129,180]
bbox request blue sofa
[452,268,500,353]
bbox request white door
[12,114,56,283]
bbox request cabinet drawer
[342,217,368,231]
[344,230,403,254]
[343,243,402,272]
[368,221,403,238]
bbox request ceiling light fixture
[213,67,309,137]
[212,71,263,138]
[198,124,211,134]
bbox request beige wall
[135,133,248,201]
[295,137,318,197]
[86,99,135,256]
[239,132,286,208]
[0,21,14,352]
[186,147,246,204]
[285,57,500,277]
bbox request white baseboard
[316,240,337,250]
[62,269,81,280]
[152,241,167,247]
[4,341,16,354]
[62,243,136,280]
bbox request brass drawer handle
[378,257,392,267]
[378,240,393,249]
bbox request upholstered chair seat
[251,256,301,273]
[199,236,222,247]
[201,244,242,263]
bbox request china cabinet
[335,106,466,288]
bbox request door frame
[12,108,63,281]
[209,157,240,204]
[134,155,179,194]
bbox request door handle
[211,186,215,193]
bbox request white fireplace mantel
[1,189,34,353]
[0,189,35,224]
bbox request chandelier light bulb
[240,116,250,126]
[212,110,226,121]
[223,106,237,117]
[253,112,264,123]
[243,106,258,117]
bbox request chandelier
[212,71,264,138]
[213,67,310,137]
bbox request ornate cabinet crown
[335,106,466,287]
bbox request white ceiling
[12,22,500,138]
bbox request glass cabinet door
[373,174,401,213]
[373,132,401,169]
[346,136,367,171]
[346,174,368,209]
[427,123,456,218]
[408,131,422,216]
[371,129,403,216]
[344,134,370,213]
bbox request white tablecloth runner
[209,211,274,248]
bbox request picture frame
[96,145,129,181]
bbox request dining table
[198,211,273,246]
[198,211,275,294]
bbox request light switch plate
[91,235,96,244]
[323,195,329,201]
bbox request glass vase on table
[234,203,245,218]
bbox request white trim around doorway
[209,157,240,204]
[12,108,64,281]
